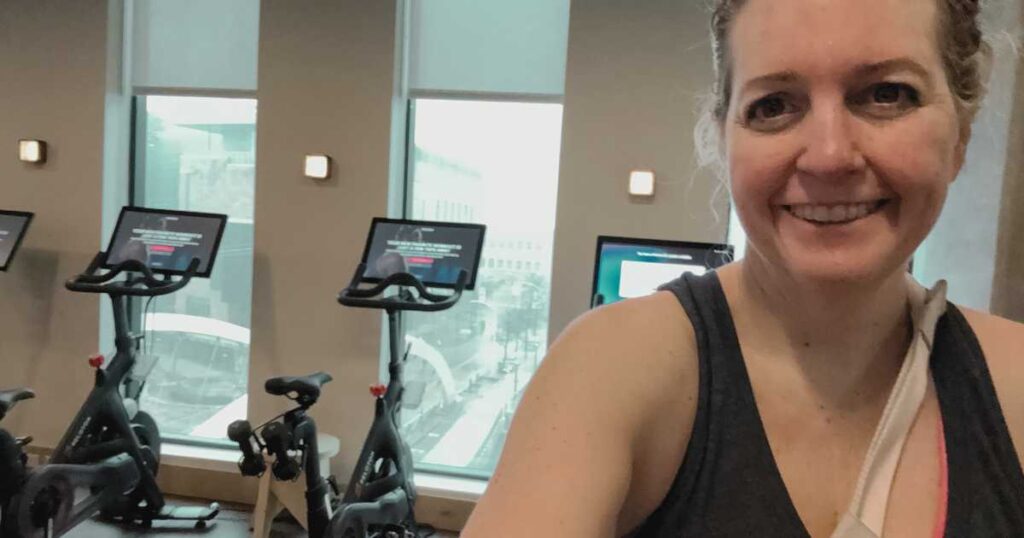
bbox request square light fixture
[304,154,331,180]
[18,140,46,164]
[628,169,655,197]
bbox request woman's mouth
[781,199,890,225]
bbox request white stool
[251,433,340,538]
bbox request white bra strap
[831,278,947,538]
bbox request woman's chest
[759,384,945,538]
[745,348,942,536]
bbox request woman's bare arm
[462,292,697,537]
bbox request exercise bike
[0,388,36,526]
[229,218,485,538]
[0,210,81,535]
[1,207,227,536]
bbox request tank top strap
[628,271,808,536]
[932,304,1024,535]
[657,271,750,383]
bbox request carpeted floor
[63,502,458,537]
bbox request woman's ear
[952,121,972,181]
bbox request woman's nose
[795,102,866,181]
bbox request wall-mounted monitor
[591,235,733,307]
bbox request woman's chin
[777,250,906,287]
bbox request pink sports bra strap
[933,413,948,538]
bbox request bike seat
[0,388,35,418]
[265,372,333,401]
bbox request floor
[64,502,458,537]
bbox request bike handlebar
[65,252,200,297]
[337,263,467,312]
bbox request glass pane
[404,98,562,478]
[134,95,256,442]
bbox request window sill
[162,442,488,502]
[162,442,242,473]
[416,472,487,502]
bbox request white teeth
[786,201,881,224]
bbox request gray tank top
[627,271,1024,536]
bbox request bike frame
[0,296,148,536]
[50,294,162,512]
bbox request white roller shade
[409,0,571,97]
[132,0,259,92]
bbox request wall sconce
[304,154,332,180]
[18,140,47,164]
[628,169,655,197]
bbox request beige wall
[0,0,111,445]
[250,0,400,481]
[549,0,729,340]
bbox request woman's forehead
[730,0,943,81]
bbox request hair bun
[959,0,982,18]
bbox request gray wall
[913,0,1024,314]
[549,0,730,339]
[0,0,111,445]
[991,0,1024,321]
[249,0,401,479]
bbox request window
[402,98,563,479]
[132,95,257,444]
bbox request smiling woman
[462,1,1024,537]
[723,0,973,286]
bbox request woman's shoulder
[549,289,699,400]
[958,306,1024,366]
[563,288,701,389]
[959,307,1024,463]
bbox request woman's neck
[721,253,914,408]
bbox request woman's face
[725,0,968,284]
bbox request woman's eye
[857,82,922,114]
[874,83,902,103]
[744,94,799,129]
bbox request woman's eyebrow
[739,70,802,97]
[738,58,934,97]
[851,57,934,86]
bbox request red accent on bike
[370,384,386,398]
[88,354,105,368]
